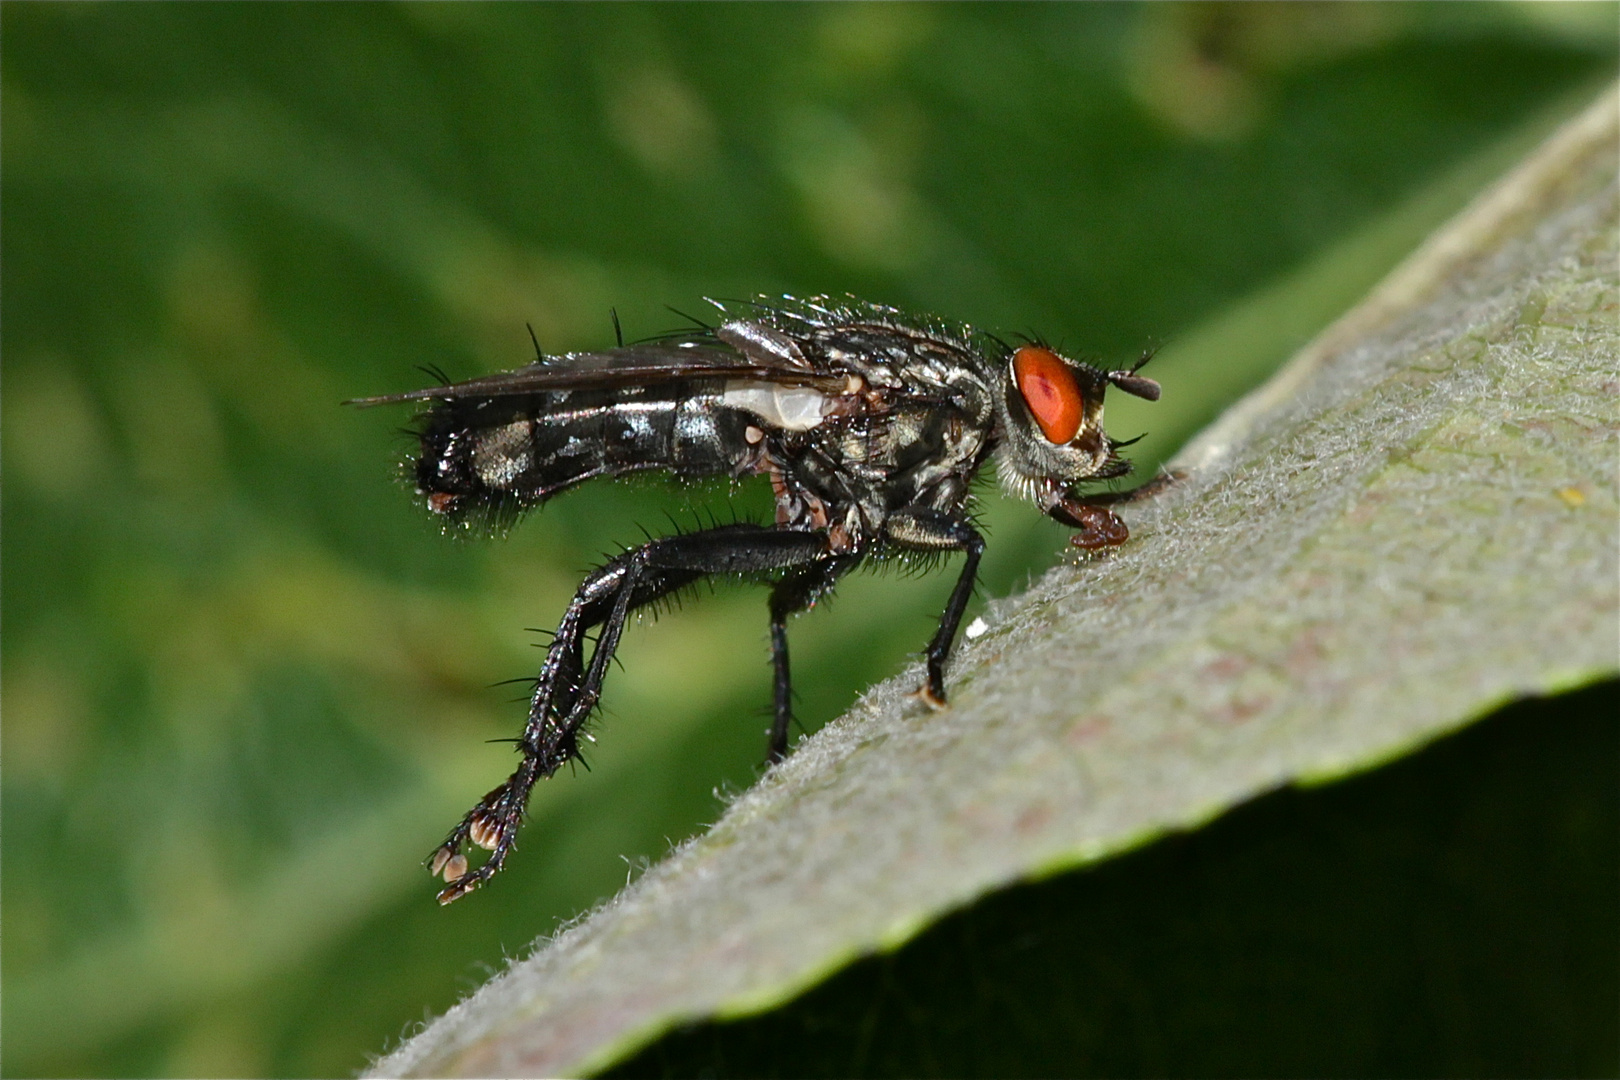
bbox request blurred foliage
[1,3,1614,1077]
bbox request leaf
[371,85,1619,1079]
[607,681,1618,1077]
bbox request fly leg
[1083,469,1182,506]
[432,524,830,903]
[884,510,986,709]
[430,559,679,903]
[1049,471,1184,549]
[766,556,860,763]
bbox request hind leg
[431,525,830,903]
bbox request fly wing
[346,343,848,407]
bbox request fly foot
[435,863,491,905]
[427,831,481,904]
[426,776,529,904]
[1051,500,1130,550]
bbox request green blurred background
[2,4,1614,1076]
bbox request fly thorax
[827,504,866,554]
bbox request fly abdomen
[414,386,757,520]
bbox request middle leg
[766,555,861,763]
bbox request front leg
[431,524,829,903]
[1047,470,1183,550]
[884,510,986,709]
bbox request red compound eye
[1013,345,1084,444]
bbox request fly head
[992,344,1161,543]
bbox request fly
[350,295,1165,903]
